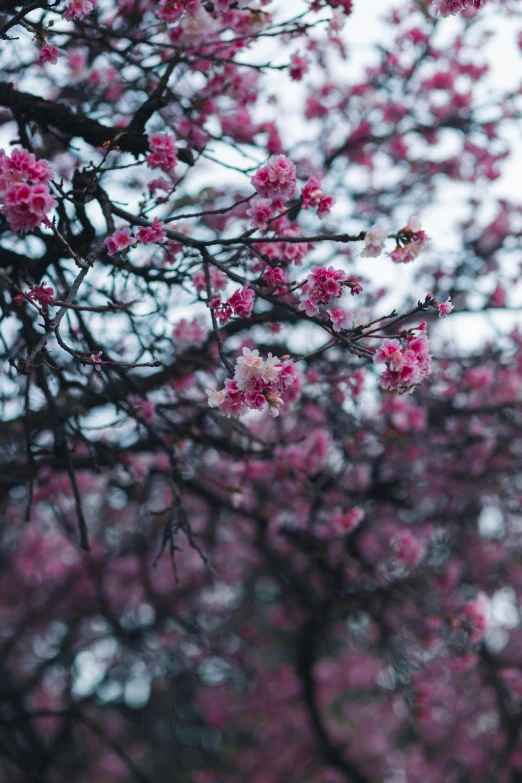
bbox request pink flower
[374,339,404,370]
[206,387,227,408]
[0,148,56,233]
[146,133,178,176]
[234,347,264,389]
[327,307,354,332]
[136,218,165,245]
[251,155,297,204]
[361,222,388,258]
[173,318,207,349]
[129,396,155,423]
[389,218,429,264]
[246,198,274,230]
[346,275,363,295]
[210,348,299,419]
[289,53,310,81]
[68,50,86,73]
[299,265,347,316]
[192,267,228,293]
[375,334,431,393]
[105,227,134,255]
[329,508,364,536]
[437,296,454,317]
[301,176,335,219]
[459,593,490,644]
[63,0,94,21]
[228,286,255,319]
[38,43,61,65]
[91,351,103,371]
[391,531,425,568]
[210,298,233,325]
[31,284,55,307]
[434,0,492,17]
[148,177,171,193]
[157,0,185,23]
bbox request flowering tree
[2,0,522,780]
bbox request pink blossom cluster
[246,197,275,230]
[299,265,347,316]
[207,347,299,418]
[210,285,255,325]
[192,266,228,293]
[251,155,297,206]
[128,396,155,423]
[13,284,55,307]
[346,275,363,295]
[361,222,388,258]
[289,54,310,82]
[263,266,287,296]
[327,507,364,536]
[105,227,134,255]
[436,296,454,317]
[254,217,311,265]
[157,0,185,24]
[326,307,353,332]
[391,530,425,569]
[63,0,94,21]
[227,285,255,318]
[374,332,432,393]
[38,43,61,65]
[136,218,165,244]
[381,395,427,432]
[173,317,207,350]
[0,148,56,233]
[301,176,335,219]
[433,0,492,16]
[148,177,171,194]
[457,594,490,644]
[146,132,178,176]
[389,217,429,264]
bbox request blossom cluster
[391,530,425,569]
[210,285,255,325]
[251,155,296,206]
[13,283,55,307]
[146,132,178,176]
[192,266,228,294]
[38,43,61,65]
[254,217,311,265]
[63,0,94,21]
[0,148,56,233]
[374,332,432,393]
[207,347,299,418]
[389,217,429,264]
[299,265,347,316]
[433,0,492,16]
[361,222,388,258]
[157,0,185,24]
[104,220,165,255]
[301,175,335,218]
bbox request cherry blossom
[63,0,94,21]
[251,155,297,205]
[326,307,354,332]
[361,222,388,258]
[105,227,134,255]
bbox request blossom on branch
[251,155,297,206]
[207,348,299,418]
[0,148,56,233]
[374,332,432,394]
